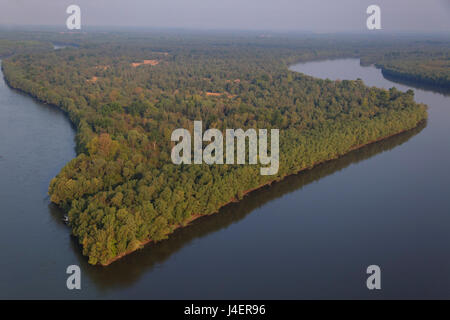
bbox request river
[0,58,449,299]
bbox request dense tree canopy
[361,45,450,88]
[0,32,435,265]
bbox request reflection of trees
[76,122,425,291]
[381,71,450,97]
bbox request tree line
[1,33,431,265]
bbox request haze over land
[0,0,449,33]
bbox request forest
[0,39,51,57]
[0,31,441,265]
[360,40,450,88]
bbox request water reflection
[380,70,450,97]
[78,121,425,290]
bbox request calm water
[0,58,449,299]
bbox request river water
[0,58,449,299]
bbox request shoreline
[1,63,78,132]
[100,118,425,266]
[1,58,427,267]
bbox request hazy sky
[0,0,449,32]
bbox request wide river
[0,58,449,299]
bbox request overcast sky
[0,0,449,33]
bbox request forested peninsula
[1,33,431,265]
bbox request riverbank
[100,117,425,266]
[1,63,78,131]
[3,52,450,298]
[2,56,428,267]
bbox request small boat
[62,215,69,223]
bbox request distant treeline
[361,47,450,88]
[0,39,51,58]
